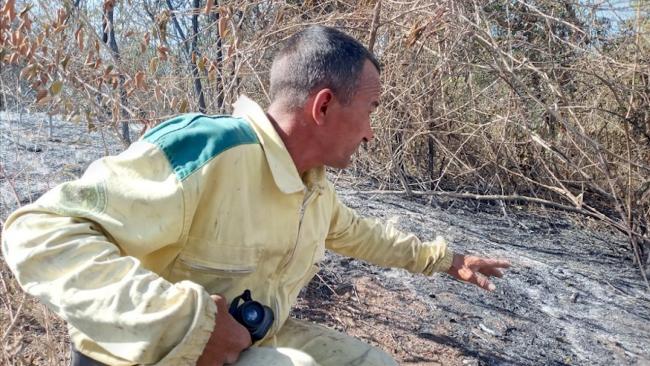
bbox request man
[2,26,509,366]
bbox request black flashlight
[228,289,274,342]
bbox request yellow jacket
[1,96,453,365]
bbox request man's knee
[234,347,319,366]
[272,319,397,366]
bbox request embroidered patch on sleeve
[36,180,107,217]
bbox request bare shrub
[0,0,647,275]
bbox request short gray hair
[269,25,380,109]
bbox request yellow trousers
[235,319,398,366]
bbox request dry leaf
[154,85,163,102]
[157,11,169,44]
[71,113,82,124]
[49,80,63,96]
[37,33,45,47]
[134,71,146,89]
[140,32,150,53]
[157,46,169,61]
[104,0,116,12]
[149,57,159,73]
[218,10,229,38]
[112,99,120,123]
[406,21,427,47]
[103,65,114,80]
[178,99,188,113]
[198,56,207,72]
[75,26,84,52]
[87,111,96,132]
[35,87,48,103]
[61,55,70,70]
[205,0,213,15]
[208,60,218,81]
[18,41,29,56]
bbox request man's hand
[197,294,252,366]
[446,254,510,291]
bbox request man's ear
[310,89,334,126]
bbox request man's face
[322,60,381,169]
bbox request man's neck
[266,104,322,175]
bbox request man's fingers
[458,266,474,282]
[475,272,495,291]
[479,267,504,278]
[467,270,495,291]
[488,259,511,268]
[471,257,510,268]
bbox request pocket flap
[180,237,261,273]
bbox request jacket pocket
[176,237,261,277]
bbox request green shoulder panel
[143,114,259,181]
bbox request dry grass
[1,255,70,366]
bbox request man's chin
[326,158,352,170]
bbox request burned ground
[2,114,649,365]
[294,184,650,365]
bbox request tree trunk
[191,0,206,113]
[209,0,224,111]
[103,3,131,145]
[428,134,436,191]
[166,0,207,113]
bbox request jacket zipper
[279,188,317,271]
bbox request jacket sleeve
[1,141,215,365]
[325,184,454,275]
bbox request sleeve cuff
[436,247,454,274]
[420,238,454,276]
[155,281,217,366]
